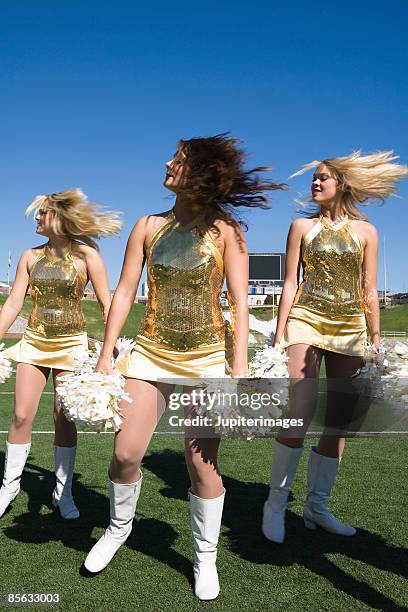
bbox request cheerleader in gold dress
[0,189,121,520]
[262,151,408,545]
[84,135,284,600]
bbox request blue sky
[1,1,407,291]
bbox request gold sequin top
[294,215,364,316]
[27,242,87,337]
[139,211,226,351]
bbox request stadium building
[247,252,285,308]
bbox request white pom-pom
[56,369,131,432]
[249,343,289,378]
[353,340,408,405]
[55,336,137,432]
[380,340,408,406]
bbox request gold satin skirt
[4,328,88,371]
[116,334,229,383]
[282,306,367,357]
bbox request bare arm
[224,223,249,376]
[361,224,380,350]
[274,220,304,345]
[83,247,112,323]
[96,218,148,372]
[0,251,31,340]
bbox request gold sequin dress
[282,215,367,356]
[116,211,231,380]
[5,242,88,370]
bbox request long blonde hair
[291,150,408,219]
[25,188,122,249]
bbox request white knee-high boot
[262,441,303,543]
[303,448,356,536]
[0,441,31,518]
[52,445,80,519]
[189,488,225,601]
[84,472,143,573]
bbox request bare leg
[277,343,323,448]
[185,437,223,499]
[262,344,322,543]
[1,363,49,517]
[317,352,364,458]
[110,379,170,483]
[84,378,171,572]
[51,369,81,518]
[302,352,362,536]
[53,369,77,447]
[185,432,225,601]
[8,363,50,444]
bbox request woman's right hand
[272,334,282,348]
[95,354,114,375]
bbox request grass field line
[1,430,407,436]
[0,430,178,435]
[0,391,54,395]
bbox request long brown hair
[176,133,286,228]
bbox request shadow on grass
[0,451,191,582]
[143,448,408,612]
[2,447,407,609]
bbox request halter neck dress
[5,242,88,370]
[116,211,232,380]
[282,215,367,356]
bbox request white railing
[381,331,407,337]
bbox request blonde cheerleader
[262,151,408,543]
[0,189,121,520]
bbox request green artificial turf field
[251,303,408,334]
[0,427,407,610]
[0,339,407,611]
[0,301,407,610]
